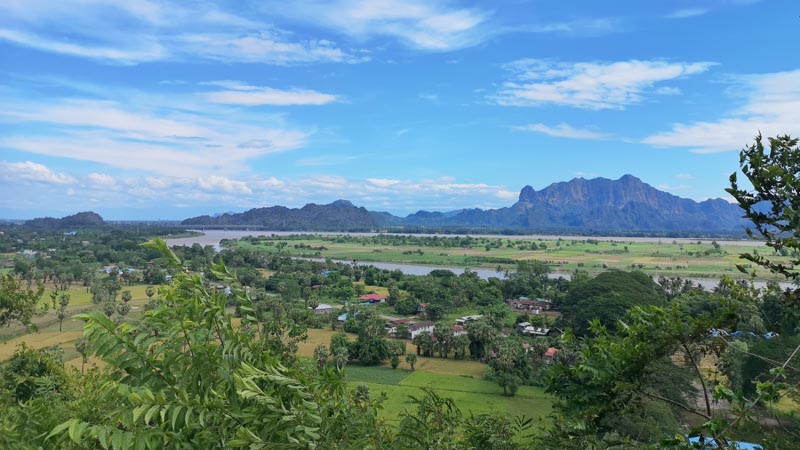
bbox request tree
[406,353,417,371]
[145,285,155,300]
[120,289,132,304]
[75,336,89,373]
[433,323,452,358]
[467,319,496,360]
[333,346,349,371]
[0,274,44,328]
[1,343,68,402]
[413,331,434,357]
[559,270,667,336]
[56,293,69,332]
[727,134,800,282]
[487,338,532,397]
[313,344,330,369]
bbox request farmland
[233,233,790,281]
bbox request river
[165,230,790,290]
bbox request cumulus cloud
[493,59,715,110]
[513,122,610,140]
[642,69,800,153]
[0,161,76,185]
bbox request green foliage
[1,238,387,449]
[0,273,45,328]
[727,134,800,281]
[559,270,667,336]
[2,343,69,402]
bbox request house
[408,321,435,339]
[520,326,553,337]
[507,297,552,313]
[455,315,483,325]
[384,319,410,334]
[543,347,558,364]
[313,303,334,315]
[337,313,349,322]
[359,293,386,303]
[452,325,466,337]
[416,303,428,315]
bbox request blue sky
[1,0,797,220]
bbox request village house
[455,314,483,325]
[384,318,410,334]
[507,297,552,313]
[452,324,466,337]
[408,321,435,339]
[359,293,386,303]
[312,303,333,315]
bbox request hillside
[182,200,383,230]
[24,211,105,229]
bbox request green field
[344,365,552,426]
[234,235,788,280]
[299,329,551,426]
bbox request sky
[0,0,798,220]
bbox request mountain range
[182,175,749,235]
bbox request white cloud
[513,123,609,140]
[674,173,696,180]
[642,69,800,153]
[493,59,716,110]
[270,0,490,51]
[206,83,338,106]
[197,175,253,194]
[86,173,117,187]
[0,161,77,185]
[0,1,360,65]
[367,178,401,188]
[666,8,708,19]
[0,28,166,65]
[0,89,309,177]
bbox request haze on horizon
[1,0,797,220]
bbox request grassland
[234,235,789,281]
[299,328,550,425]
[0,283,154,369]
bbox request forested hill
[24,211,105,228]
[183,175,748,234]
[182,200,388,231]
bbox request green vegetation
[234,232,791,280]
[345,366,551,425]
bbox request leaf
[46,419,75,441]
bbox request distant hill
[183,175,749,235]
[182,200,384,231]
[24,211,105,228]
